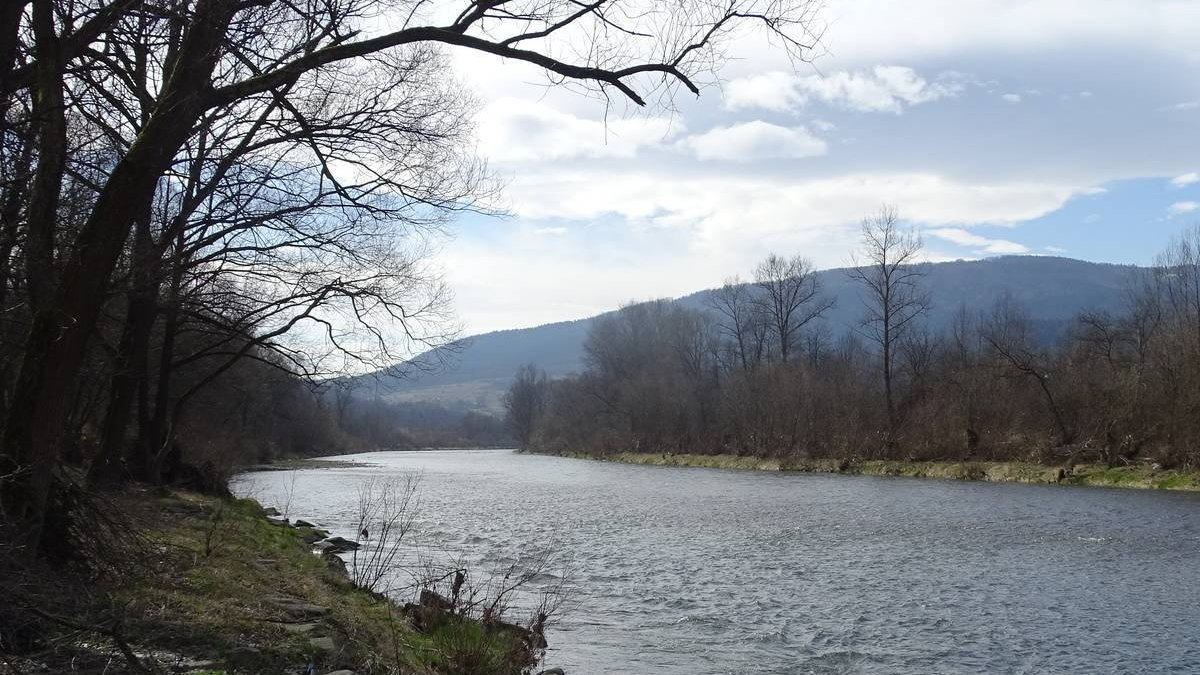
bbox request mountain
[352,256,1139,413]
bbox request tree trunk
[142,230,185,484]
[1,0,238,558]
[90,217,159,484]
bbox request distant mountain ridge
[352,256,1139,412]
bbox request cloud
[476,98,678,163]
[1001,93,1022,103]
[532,226,568,236]
[1168,201,1200,216]
[927,228,1030,254]
[722,71,803,112]
[725,66,961,114]
[500,168,1092,244]
[1163,101,1200,111]
[1170,172,1200,187]
[442,170,1096,333]
[809,0,1200,68]
[677,121,828,162]
[1045,246,1069,254]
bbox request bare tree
[503,364,548,450]
[707,276,767,372]
[982,294,1075,447]
[847,205,929,444]
[945,305,985,453]
[350,474,420,594]
[753,254,833,363]
[0,0,825,559]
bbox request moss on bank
[557,452,1200,491]
[5,490,533,675]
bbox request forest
[508,209,1200,471]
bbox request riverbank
[550,451,1200,491]
[1,488,539,675]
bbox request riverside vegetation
[565,453,1200,491]
[0,482,561,675]
[507,217,1200,491]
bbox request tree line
[507,210,1200,471]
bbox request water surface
[232,449,1200,674]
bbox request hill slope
[355,256,1138,412]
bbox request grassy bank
[3,489,536,675]
[558,452,1200,491]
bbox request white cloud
[812,0,1200,68]
[500,168,1091,242]
[1170,172,1200,187]
[442,170,1098,332]
[722,71,805,112]
[1168,201,1200,216]
[532,226,568,236]
[725,66,961,114]
[1001,93,1022,103]
[1045,246,1069,254]
[476,98,679,163]
[1164,101,1200,111]
[927,228,1030,254]
[678,121,828,162]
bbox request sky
[425,0,1200,334]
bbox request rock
[537,669,566,675]
[322,671,357,675]
[280,622,320,635]
[314,536,360,554]
[486,618,547,650]
[294,519,318,528]
[297,528,328,545]
[419,589,453,611]
[401,589,456,632]
[321,551,348,577]
[309,636,336,653]
[262,506,281,516]
[267,596,330,621]
[266,515,290,527]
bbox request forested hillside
[504,219,1200,471]
[364,255,1135,411]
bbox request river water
[231,449,1200,675]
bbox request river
[231,449,1200,675]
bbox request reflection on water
[232,449,1200,675]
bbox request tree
[982,293,1075,448]
[0,0,823,559]
[753,254,833,363]
[847,205,929,445]
[707,276,767,372]
[503,364,548,450]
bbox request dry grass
[2,488,532,675]
[568,452,1200,491]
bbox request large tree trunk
[90,215,159,484]
[141,229,184,484]
[1,0,238,559]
